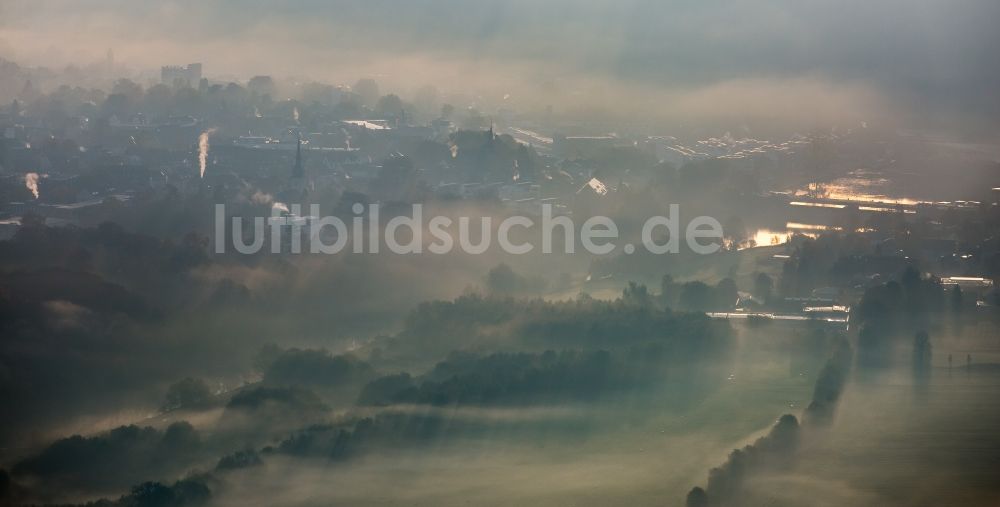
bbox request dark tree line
[689,414,801,506]
[358,348,671,407]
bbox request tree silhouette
[685,486,708,507]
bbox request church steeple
[291,133,304,179]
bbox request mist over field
[1,1,999,506]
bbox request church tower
[291,134,304,179]
[286,132,309,197]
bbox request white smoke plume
[293,107,300,124]
[341,128,352,150]
[24,172,40,199]
[251,191,274,205]
[198,128,217,178]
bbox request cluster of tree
[485,263,547,295]
[911,330,934,396]
[0,220,214,309]
[213,385,332,446]
[0,468,9,504]
[912,331,932,376]
[2,208,523,450]
[660,276,740,311]
[857,267,947,331]
[358,348,669,407]
[0,220,259,448]
[271,413,451,462]
[12,423,203,494]
[778,234,870,297]
[687,414,801,507]
[687,335,856,506]
[258,348,375,390]
[779,219,1000,304]
[10,72,412,126]
[214,449,262,472]
[388,290,730,362]
[803,338,853,425]
[29,478,212,507]
[113,479,210,507]
[223,386,328,422]
[274,397,622,465]
[271,423,352,459]
[10,381,334,504]
[855,267,957,369]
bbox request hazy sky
[1,0,998,132]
